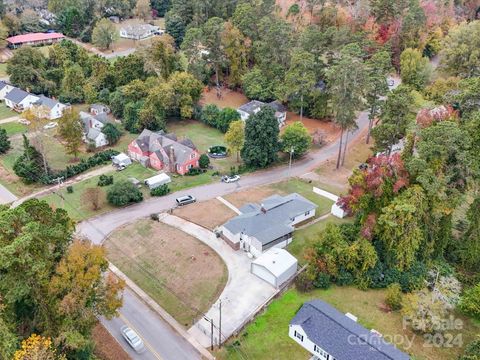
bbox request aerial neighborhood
[0,1,479,360]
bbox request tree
[385,283,402,310]
[102,123,122,145]
[107,180,143,206]
[134,0,151,20]
[0,128,10,154]
[400,48,431,90]
[221,21,249,88]
[113,54,149,87]
[460,337,480,360]
[140,34,178,80]
[441,21,480,78]
[459,283,480,320]
[13,334,62,360]
[366,50,392,144]
[241,107,279,168]
[242,67,275,101]
[60,64,85,103]
[217,108,240,133]
[13,135,48,184]
[371,86,414,154]
[0,21,9,48]
[167,72,203,119]
[326,44,366,168]
[280,122,312,158]
[283,50,316,120]
[81,187,105,211]
[199,154,210,169]
[224,120,244,162]
[58,110,83,159]
[201,17,226,95]
[459,197,480,272]
[92,18,118,50]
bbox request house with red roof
[7,32,65,49]
[128,129,200,175]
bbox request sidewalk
[0,183,17,204]
[0,115,20,124]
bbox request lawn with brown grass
[104,219,228,327]
[92,323,130,360]
[173,198,236,230]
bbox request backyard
[104,219,228,327]
[216,286,480,360]
[0,103,16,120]
[0,121,27,136]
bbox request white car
[18,118,31,125]
[43,121,58,130]
[120,326,145,353]
[387,78,395,87]
[222,175,240,183]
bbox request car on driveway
[120,325,145,353]
[43,121,58,130]
[222,175,240,183]
[18,118,31,125]
[116,165,126,171]
[175,195,196,206]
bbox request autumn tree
[221,21,249,88]
[134,0,151,20]
[458,197,480,271]
[224,120,244,162]
[58,109,83,159]
[92,18,118,50]
[13,334,63,360]
[459,283,480,320]
[400,48,431,90]
[0,21,8,48]
[280,121,312,158]
[241,107,280,168]
[140,34,179,80]
[81,187,105,211]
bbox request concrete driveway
[0,183,17,204]
[159,214,276,347]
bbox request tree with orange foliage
[13,334,64,360]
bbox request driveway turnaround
[159,214,276,347]
[0,183,17,204]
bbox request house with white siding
[0,81,14,101]
[290,300,410,360]
[32,95,70,120]
[4,88,39,112]
[218,193,317,257]
[237,100,287,127]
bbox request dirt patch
[105,219,227,326]
[173,198,236,230]
[200,88,248,109]
[285,113,341,143]
[92,323,130,360]
[224,187,279,209]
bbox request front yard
[0,122,27,136]
[216,286,480,360]
[0,103,15,120]
[104,219,228,327]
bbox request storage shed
[112,153,132,167]
[251,248,297,288]
[144,173,171,189]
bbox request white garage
[250,248,298,288]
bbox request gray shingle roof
[223,193,317,245]
[238,100,266,115]
[291,300,410,360]
[87,128,102,140]
[33,94,59,110]
[0,81,9,91]
[5,88,32,104]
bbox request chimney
[168,146,176,172]
[260,203,266,214]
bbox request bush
[187,167,203,176]
[458,283,480,320]
[336,269,354,286]
[107,180,143,207]
[385,283,403,311]
[150,184,170,197]
[199,154,210,169]
[66,186,74,193]
[313,272,331,289]
[459,337,480,360]
[0,128,11,154]
[296,268,315,293]
[98,175,114,187]
[150,213,160,221]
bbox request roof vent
[345,312,358,322]
[260,203,266,213]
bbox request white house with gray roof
[290,300,410,360]
[32,95,69,119]
[219,193,317,257]
[0,81,14,101]
[80,111,109,148]
[4,88,39,112]
[237,100,287,127]
[119,24,162,40]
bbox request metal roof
[291,300,410,360]
[5,88,35,104]
[7,32,64,44]
[252,248,297,277]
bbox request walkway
[159,214,276,347]
[216,196,242,214]
[0,115,20,124]
[0,183,17,204]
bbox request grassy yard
[0,103,15,120]
[0,63,7,77]
[217,287,480,360]
[0,122,27,136]
[105,219,228,327]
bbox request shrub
[313,272,331,289]
[458,283,480,320]
[0,128,11,154]
[199,154,210,169]
[98,174,114,187]
[187,167,202,176]
[150,213,159,221]
[296,268,315,293]
[459,337,480,360]
[150,184,170,197]
[336,269,354,286]
[107,180,143,206]
[66,186,74,193]
[385,283,403,311]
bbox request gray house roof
[223,193,317,245]
[291,300,410,360]
[33,94,60,110]
[5,88,32,104]
[0,81,9,91]
[86,128,103,140]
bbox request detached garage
[251,248,298,288]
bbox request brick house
[128,129,200,175]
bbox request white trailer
[144,173,171,189]
[112,153,132,167]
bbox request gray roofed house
[4,88,40,112]
[119,24,162,40]
[237,100,287,127]
[219,193,317,257]
[79,111,110,148]
[290,300,410,360]
[5,88,31,104]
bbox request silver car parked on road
[121,325,145,353]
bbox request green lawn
[169,171,216,193]
[0,122,27,136]
[0,103,15,120]
[217,287,480,360]
[0,63,7,77]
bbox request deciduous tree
[58,110,83,159]
[92,18,118,50]
[280,121,312,158]
[81,187,105,211]
[134,0,152,20]
[224,120,244,162]
[400,48,431,90]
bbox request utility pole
[219,299,222,348]
[52,176,65,208]
[288,147,294,177]
[204,316,214,351]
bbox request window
[314,345,328,358]
[294,330,303,342]
[191,153,196,159]
[305,211,311,216]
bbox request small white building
[80,111,110,148]
[119,24,161,40]
[112,153,132,167]
[144,173,171,189]
[0,81,14,101]
[290,300,411,360]
[86,128,108,148]
[4,88,39,112]
[251,248,297,288]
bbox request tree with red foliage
[338,153,410,239]
[415,105,458,128]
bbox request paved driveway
[0,183,17,204]
[160,214,277,347]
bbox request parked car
[222,175,240,183]
[120,326,145,353]
[18,118,31,125]
[43,122,58,129]
[175,195,196,206]
[387,78,395,87]
[116,165,126,171]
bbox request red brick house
[128,129,200,175]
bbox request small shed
[112,153,132,167]
[251,248,298,288]
[144,173,171,189]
